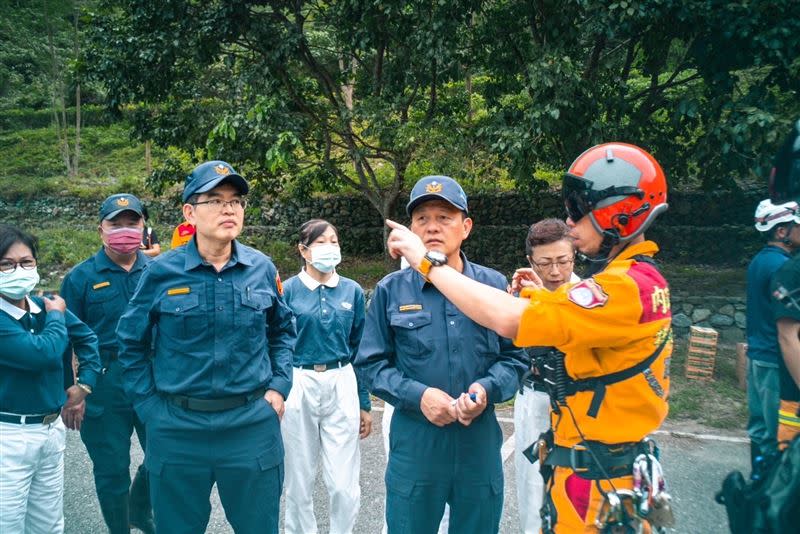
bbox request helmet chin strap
[578,229,622,276]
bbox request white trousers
[0,418,66,534]
[282,364,362,534]
[380,403,450,534]
[513,388,551,534]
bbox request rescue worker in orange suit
[386,143,673,533]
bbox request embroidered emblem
[116,197,130,207]
[92,281,111,290]
[567,279,608,309]
[214,164,231,176]
[651,286,671,314]
[425,181,443,193]
[643,368,665,398]
[275,272,283,296]
[341,302,353,310]
[399,304,423,312]
[167,287,191,296]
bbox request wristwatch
[76,380,93,395]
[418,250,447,280]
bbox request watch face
[427,250,447,265]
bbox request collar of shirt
[614,240,660,263]
[183,238,254,271]
[0,295,41,321]
[415,250,474,289]
[298,267,340,290]
[96,247,148,273]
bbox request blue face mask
[307,244,341,273]
[0,267,40,300]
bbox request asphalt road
[64,406,748,534]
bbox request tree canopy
[83,0,800,216]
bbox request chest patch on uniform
[567,279,608,309]
[92,281,111,290]
[167,287,191,296]
[341,302,353,310]
[399,304,423,312]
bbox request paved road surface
[64,406,747,533]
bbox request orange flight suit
[516,240,672,533]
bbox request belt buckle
[570,444,589,473]
[42,413,59,425]
[313,364,326,372]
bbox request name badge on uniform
[399,304,422,312]
[92,281,111,290]
[167,287,191,296]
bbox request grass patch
[35,226,99,290]
[667,338,747,429]
[0,123,163,200]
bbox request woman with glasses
[0,224,101,533]
[508,218,578,534]
[281,219,371,534]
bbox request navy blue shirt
[747,245,791,363]
[0,295,100,414]
[283,270,370,411]
[116,238,296,422]
[61,248,150,358]
[355,256,528,414]
[770,254,800,401]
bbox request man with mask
[60,193,155,534]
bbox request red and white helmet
[754,199,800,233]
[563,142,668,244]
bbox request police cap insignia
[425,181,443,194]
[214,164,231,176]
[116,197,130,207]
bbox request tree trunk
[72,5,81,177]
[145,140,152,174]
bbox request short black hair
[525,218,572,256]
[0,224,39,260]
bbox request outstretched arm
[386,219,528,339]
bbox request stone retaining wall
[671,294,746,343]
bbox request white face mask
[307,244,341,273]
[0,267,40,300]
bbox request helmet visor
[563,173,594,222]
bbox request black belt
[165,387,266,412]
[544,441,643,480]
[0,411,61,425]
[295,359,350,372]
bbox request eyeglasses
[191,198,247,211]
[0,259,37,274]
[531,258,574,270]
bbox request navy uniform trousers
[385,409,504,534]
[80,359,148,498]
[145,396,284,534]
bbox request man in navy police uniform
[355,175,528,533]
[60,193,155,533]
[116,161,296,534]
